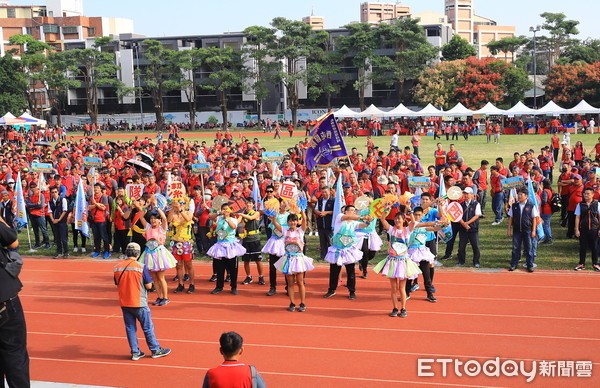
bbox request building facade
[360,2,411,24]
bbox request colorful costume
[374,226,422,279]
[356,208,383,251]
[206,217,247,259]
[169,219,194,261]
[407,227,435,265]
[138,225,177,271]
[324,216,364,266]
[261,212,288,257]
[274,227,314,274]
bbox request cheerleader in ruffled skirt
[206,204,247,294]
[374,209,421,318]
[356,204,383,278]
[271,211,314,312]
[135,204,177,306]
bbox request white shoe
[81,247,87,253]
[73,247,78,253]
[309,231,314,236]
[491,221,499,226]
[314,231,319,237]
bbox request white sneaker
[314,231,319,236]
[73,247,78,253]
[309,231,314,236]
[81,247,87,253]
[491,221,499,226]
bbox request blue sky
[10,0,599,40]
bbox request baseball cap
[572,174,582,180]
[343,182,352,188]
[463,187,474,194]
[126,242,140,253]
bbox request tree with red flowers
[545,62,600,107]
[454,57,507,109]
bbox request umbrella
[108,141,120,149]
[34,141,52,147]
[126,159,153,173]
[137,152,154,165]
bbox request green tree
[173,48,204,130]
[139,39,182,132]
[336,23,378,111]
[65,37,124,125]
[500,65,533,108]
[267,17,324,125]
[243,25,278,128]
[0,54,28,114]
[441,35,476,61]
[372,18,439,102]
[7,34,52,116]
[487,36,529,62]
[413,60,466,109]
[538,12,580,68]
[306,30,346,110]
[559,39,600,64]
[198,46,244,129]
[39,51,80,126]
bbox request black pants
[457,230,481,265]
[215,258,238,290]
[89,221,109,253]
[328,263,356,293]
[71,224,87,248]
[197,226,211,254]
[114,229,130,254]
[317,228,332,260]
[444,222,461,258]
[359,239,376,271]
[51,222,69,255]
[0,296,30,388]
[413,146,420,159]
[560,194,570,225]
[579,229,599,265]
[407,261,435,296]
[268,254,279,289]
[567,211,576,238]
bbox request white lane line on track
[29,357,509,387]
[24,310,600,342]
[28,331,600,366]
[20,292,600,310]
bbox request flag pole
[25,222,35,253]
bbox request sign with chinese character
[369,198,391,219]
[279,180,297,201]
[126,183,145,200]
[443,201,463,222]
[408,177,431,189]
[354,195,371,210]
[192,163,211,174]
[262,152,284,163]
[31,162,53,173]
[501,176,525,190]
[167,181,186,200]
[83,157,103,168]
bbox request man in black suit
[0,190,14,229]
[314,186,334,260]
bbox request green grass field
[23,130,600,271]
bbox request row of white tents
[0,112,47,126]
[334,100,600,118]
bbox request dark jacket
[578,200,600,231]
[316,196,334,230]
[511,200,535,233]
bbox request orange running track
[20,258,600,387]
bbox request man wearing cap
[49,186,69,259]
[113,242,171,360]
[456,187,482,268]
[26,182,50,250]
[566,174,584,238]
[507,189,539,272]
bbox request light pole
[529,26,541,109]
[133,42,144,130]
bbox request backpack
[549,192,561,213]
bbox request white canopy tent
[415,103,445,117]
[357,104,387,118]
[19,112,47,125]
[567,100,600,115]
[472,102,505,116]
[536,100,568,116]
[384,103,417,117]
[333,105,359,118]
[445,102,475,117]
[505,101,537,116]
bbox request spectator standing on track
[507,189,538,273]
[113,242,171,361]
[202,332,266,388]
[574,187,600,271]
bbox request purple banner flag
[305,113,348,171]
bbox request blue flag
[14,172,28,230]
[305,113,348,171]
[74,179,90,238]
[251,173,263,211]
[332,174,346,230]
